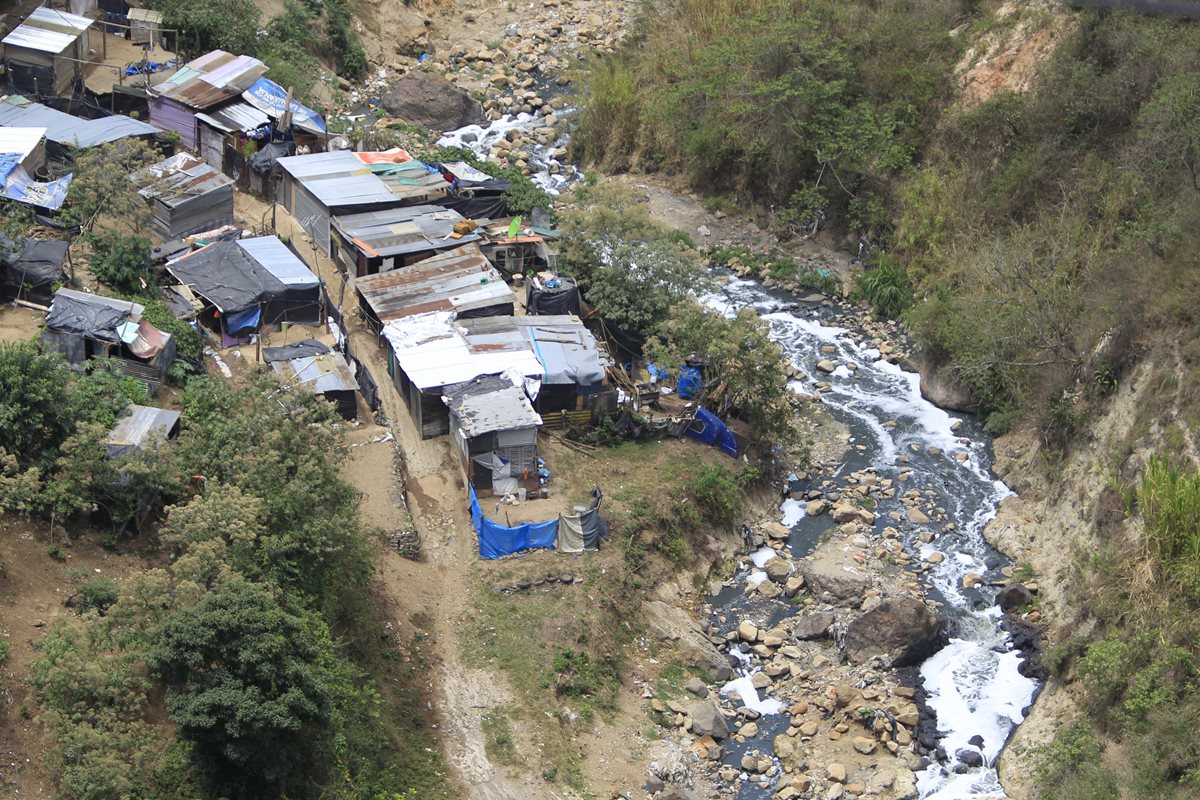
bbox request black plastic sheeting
[166,240,320,324]
[45,294,129,341]
[526,276,581,317]
[262,339,331,363]
[250,142,291,176]
[436,193,511,220]
[0,239,68,297]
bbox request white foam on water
[747,570,769,588]
[720,675,786,715]
[749,547,777,569]
[918,636,1037,770]
[780,498,805,527]
[438,111,578,194]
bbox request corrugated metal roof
[272,352,358,394]
[136,152,234,207]
[0,98,155,147]
[334,204,480,258]
[0,127,45,159]
[152,50,267,110]
[354,243,512,322]
[237,237,319,287]
[383,311,544,391]
[446,374,541,437]
[106,404,180,450]
[279,150,450,210]
[2,7,90,53]
[195,101,270,134]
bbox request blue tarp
[684,407,739,458]
[3,168,72,211]
[223,305,261,334]
[241,78,326,134]
[677,365,702,398]
[470,486,558,559]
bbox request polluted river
[441,112,1042,799]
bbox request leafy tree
[0,343,75,468]
[86,232,152,294]
[648,298,800,445]
[150,580,344,798]
[65,139,164,232]
[160,486,265,605]
[147,0,260,56]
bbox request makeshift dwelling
[276,150,450,253]
[102,402,180,532]
[136,153,235,239]
[105,403,180,459]
[331,204,481,277]
[194,101,270,174]
[164,235,321,344]
[271,351,359,419]
[147,50,267,148]
[0,126,46,174]
[435,160,512,220]
[445,374,542,497]
[382,312,610,438]
[353,243,513,336]
[525,274,581,317]
[0,96,157,156]
[2,7,93,95]
[0,236,68,302]
[469,486,557,559]
[557,489,604,554]
[479,219,560,276]
[127,8,164,46]
[41,288,176,393]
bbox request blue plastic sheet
[223,305,261,334]
[677,365,702,398]
[684,407,739,458]
[242,77,327,134]
[3,168,71,211]
[470,487,558,559]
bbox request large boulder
[844,597,945,667]
[802,564,871,601]
[914,354,975,412]
[793,610,836,640]
[642,600,733,681]
[689,700,729,740]
[380,71,485,131]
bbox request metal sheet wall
[149,98,197,148]
[293,184,330,254]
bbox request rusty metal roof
[353,243,512,322]
[152,50,267,110]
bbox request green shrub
[1138,455,1200,594]
[687,464,742,527]
[550,649,618,707]
[78,577,119,614]
[854,255,913,318]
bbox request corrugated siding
[149,99,196,148]
[294,184,330,254]
[197,121,224,172]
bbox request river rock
[785,575,805,597]
[380,71,485,130]
[851,736,877,755]
[738,620,760,642]
[793,610,836,639]
[843,597,946,667]
[916,354,976,412]
[806,499,828,516]
[689,700,729,739]
[906,507,930,525]
[827,762,847,783]
[763,521,791,540]
[765,557,792,581]
[997,583,1033,611]
[816,359,836,373]
[685,676,707,696]
[955,747,985,767]
[642,600,734,680]
[803,564,871,601]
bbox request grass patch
[481,709,524,767]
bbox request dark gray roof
[106,404,180,457]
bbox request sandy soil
[0,306,43,344]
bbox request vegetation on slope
[0,344,447,800]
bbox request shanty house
[330,204,480,277]
[381,313,610,438]
[2,7,92,96]
[445,374,541,497]
[352,243,513,336]
[0,126,47,175]
[164,235,321,344]
[105,404,181,459]
[0,235,68,302]
[270,351,359,420]
[276,150,450,254]
[136,153,235,239]
[41,288,176,393]
[147,50,267,149]
[0,96,157,157]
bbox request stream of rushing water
[704,280,1040,799]
[441,113,1041,799]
